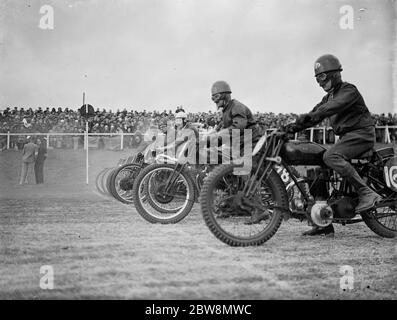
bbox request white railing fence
[265,126,396,144]
[0,132,144,151]
[0,126,396,151]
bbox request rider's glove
[285,123,302,134]
[296,113,310,126]
[296,112,321,126]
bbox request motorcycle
[95,157,134,197]
[107,141,156,203]
[131,134,307,224]
[199,130,397,246]
[131,139,218,224]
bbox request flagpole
[84,92,89,185]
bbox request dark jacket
[297,82,374,135]
[221,99,257,131]
[36,142,47,162]
[22,142,38,163]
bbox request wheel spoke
[209,168,278,239]
[136,166,192,221]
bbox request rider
[210,81,263,224]
[158,111,199,160]
[174,111,199,141]
[210,80,260,150]
[285,54,382,236]
[158,117,176,146]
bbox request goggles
[315,69,341,82]
[315,72,328,82]
[211,93,222,102]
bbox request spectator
[19,136,38,185]
[1,107,396,149]
[34,137,47,184]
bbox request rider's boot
[347,170,382,213]
[302,224,334,236]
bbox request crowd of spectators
[1,106,397,150]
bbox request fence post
[84,131,87,150]
[120,132,124,150]
[323,127,326,144]
[46,134,50,149]
[385,126,391,144]
[7,131,10,149]
[310,128,314,142]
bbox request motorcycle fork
[280,160,312,203]
[164,163,186,194]
[194,170,203,193]
[243,136,283,197]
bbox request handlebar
[270,129,287,137]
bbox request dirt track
[0,148,396,299]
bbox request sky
[0,0,395,114]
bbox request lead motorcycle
[200,130,397,246]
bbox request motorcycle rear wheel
[361,199,397,238]
[359,175,397,237]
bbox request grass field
[0,147,396,299]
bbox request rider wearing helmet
[211,81,263,224]
[175,111,188,130]
[286,54,381,236]
[158,110,199,160]
[210,81,260,147]
[211,81,258,134]
[174,111,199,140]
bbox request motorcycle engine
[306,168,334,226]
[311,201,333,227]
[307,167,331,200]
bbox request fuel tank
[279,140,327,166]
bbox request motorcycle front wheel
[100,167,114,197]
[109,163,142,204]
[132,163,195,223]
[200,164,289,246]
[95,167,109,195]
